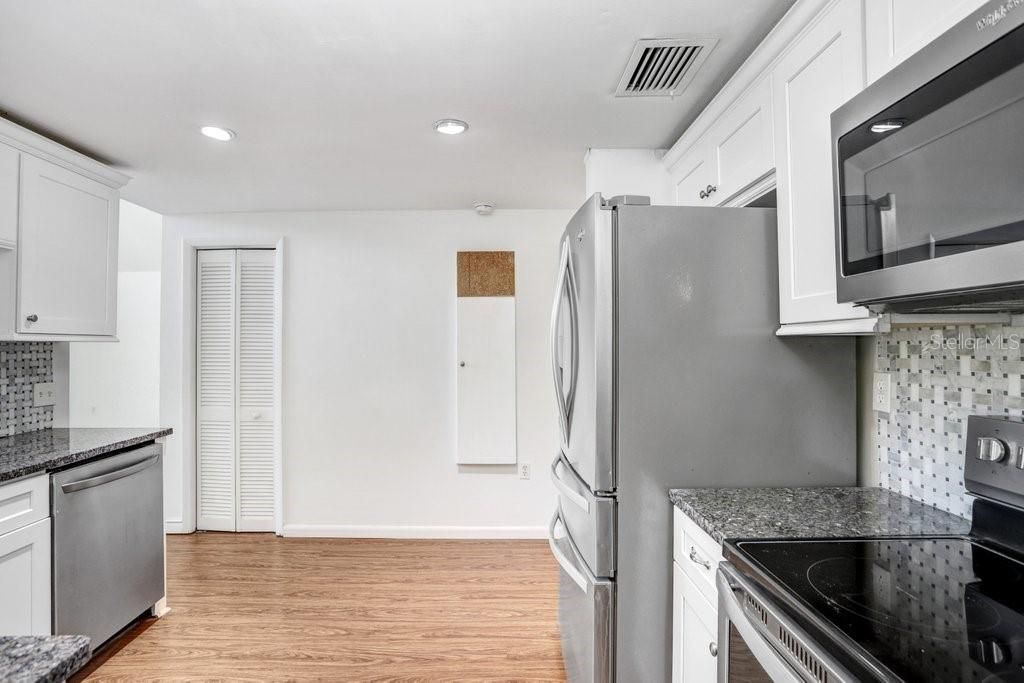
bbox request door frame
[177,237,284,535]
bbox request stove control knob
[977,437,1008,462]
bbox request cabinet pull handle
[25,314,38,323]
[688,546,711,570]
[709,642,718,657]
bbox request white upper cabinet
[18,155,119,336]
[672,144,715,207]
[670,76,774,208]
[865,0,988,83]
[773,0,872,327]
[0,144,18,248]
[712,75,774,205]
[0,118,127,340]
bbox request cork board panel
[457,251,515,297]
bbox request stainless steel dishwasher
[51,443,164,650]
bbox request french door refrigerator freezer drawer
[551,453,615,578]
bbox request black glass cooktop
[735,537,1024,683]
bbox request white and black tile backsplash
[0,342,54,436]
[873,318,1024,519]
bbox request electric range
[718,415,1024,683]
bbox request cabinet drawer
[674,506,724,607]
[0,474,49,537]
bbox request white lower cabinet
[673,563,719,683]
[0,516,51,635]
[672,507,724,682]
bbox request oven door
[716,564,853,683]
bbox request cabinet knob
[459,361,466,367]
[25,314,38,323]
[706,184,717,195]
[709,642,718,657]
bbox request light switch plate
[872,372,893,414]
[33,382,56,407]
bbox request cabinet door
[773,0,871,325]
[709,75,774,205]
[865,0,987,83]
[0,143,18,247]
[673,562,719,683]
[0,518,51,635]
[18,154,118,335]
[672,146,716,207]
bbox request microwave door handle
[875,192,900,267]
[716,567,803,683]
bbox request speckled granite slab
[669,487,971,544]
[0,427,172,483]
[0,636,90,683]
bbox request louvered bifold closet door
[236,250,276,531]
[197,250,238,531]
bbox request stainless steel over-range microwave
[832,0,1024,313]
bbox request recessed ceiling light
[433,119,469,135]
[869,119,905,134]
[200,125,236,142]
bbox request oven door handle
[59,455,161,494]
[717,565,804,683]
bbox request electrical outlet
[33,382,56,407]
[519,463,531,480]
[872,372,893,414]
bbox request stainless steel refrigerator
[547,194,856,682]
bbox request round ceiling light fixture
[200,125,236,142]
[433,118,469,135]
[474,202,495,216]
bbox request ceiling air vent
[615,37,718,97]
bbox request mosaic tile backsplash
[874,319,1024,519]
[0,342,54,436]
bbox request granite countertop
[0,636,90,683]
[669,486,972,544]
[0,427,172,484]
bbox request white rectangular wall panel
[456,296,517,464]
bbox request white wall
[162,209,568,537]
[69,201,162,429]
[584,148,674,204]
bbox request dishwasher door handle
[60,455,161,493]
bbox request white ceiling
[0,0,794,214]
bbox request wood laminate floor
[74,533,565,682]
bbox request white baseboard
[281,524,547,540]
[164,520,192,534]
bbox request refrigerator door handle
[548,510,591,593]
[549,238,579,449]
[550,454,590,513]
